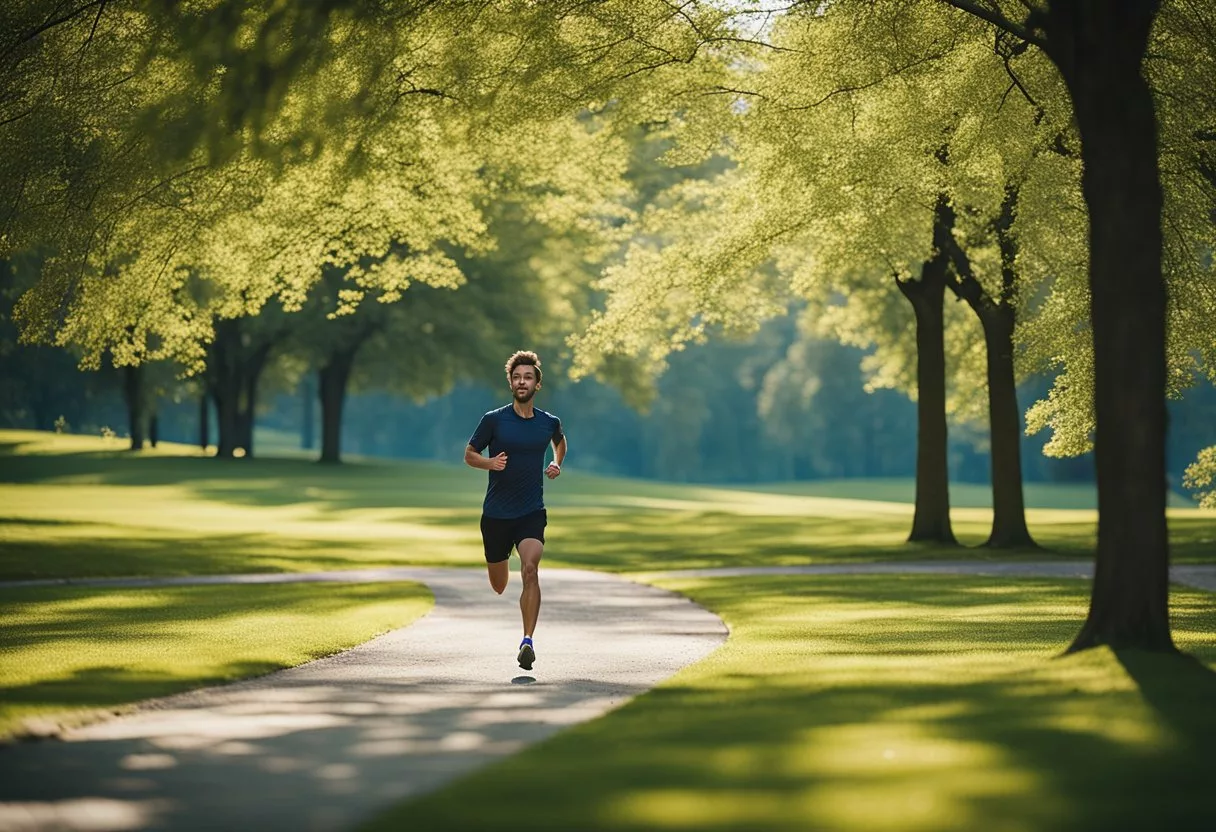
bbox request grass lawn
[0,581,432,740]
[366,574,1216,832]
[3,430,1215,581]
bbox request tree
[573,6,1062,547]
[942,0,1175,651]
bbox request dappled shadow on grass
[0,581,431,739]
[0,518,478,581]
[5,444,1216,576]
[536,511,1082,571]
[0,449,488,510]
[0,661,280,720]
[369,576,1216,832]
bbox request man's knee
[521,560,539,584]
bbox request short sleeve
[551,417,564,445]
[468,412,494,453]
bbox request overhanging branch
[942,0,1048,51]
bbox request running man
[464,350,566,671]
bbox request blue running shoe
[517,639,536,671]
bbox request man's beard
[513,388,536,403]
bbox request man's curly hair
[505,350,542,383]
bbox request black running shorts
[480,509,547,564]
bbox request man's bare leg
[487,559,509,595]
[515,538,543,670]
[517,538,543,637]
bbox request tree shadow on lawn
[1115,648,1216,754]
[0,521,476,581]
[0,450,490,509]
[6,449,1215,568]
[0,661,284,733]
[0,581,421,652]
[0,581,430,738]
[381,579,1216,832]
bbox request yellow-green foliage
[3,1,715,373]
[1184,445,1216,508]
[571,1,1216,458]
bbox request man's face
[510,365,539,403]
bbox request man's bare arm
[465,444,507,471]
[546,436,567,479]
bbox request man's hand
[545,461,561,479]
[490,452,508,471]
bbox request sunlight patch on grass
[0,581,432,739]
[3,430,1215,580]
[366,575,1216,832]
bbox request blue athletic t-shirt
[468,404,564,519]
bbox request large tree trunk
[123,364,145,451]
[1046,2,1173,652]
[235,345,273,460]
[301,374,315,450]
[896,194,957,545]
[212,384,240,459]
[943,188,1036,549]
[980,309,1035,547]
[206,318,280,460]
[198,393,210,451]
[318,351,357,464]
[209,320,241,459]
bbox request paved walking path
[0,568,726,832]
[1,560,1212,831]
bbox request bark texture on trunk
[123,364,145,451]
[302,375,315,451]
[198,394,209,451]
[206,318,280,460]
[319,350,358,464]
[896,194,957,545]
[1045,1,1174,652]
[943,187,1036,548]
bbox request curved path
[0,568,727,832]
[1,560,1212,831]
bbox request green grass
[0,581,432,740]
[738,477,1200,509]
[365,575,1216,832]
[4,429,1215,581]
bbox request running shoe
[517,640,536,671]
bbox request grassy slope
[367,575,1216,832]
[3,430,1214,581]
[0,581,432,740]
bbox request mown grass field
[2,430,1214,829]
[369,575,1216,831]
[3,429,1214,582]
[0,581,432,739]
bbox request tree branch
[1,0,109,66]
[941,0,1048,51]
